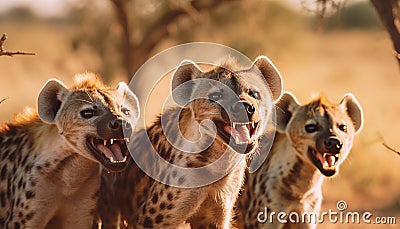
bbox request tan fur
[0,73,139,229]
[94,56,283,228]
[237,92,363,229]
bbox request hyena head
[171,56,283,154]
[275,92,363,177]
[38,73,140,172]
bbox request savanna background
[0,0,399,228]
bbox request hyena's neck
[1,114,99,192]
[266,133,324,201]
[2,115,72,160]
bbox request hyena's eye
[338,124,347,132]
[208,92,222,102]
[305,124,318,133]
[80,109,97,119]
[249,90,261,99]
[121,107,130,116]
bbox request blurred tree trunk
[110,0,231,81]
[110,0,133,81]
[370,0,400,67]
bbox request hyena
[238,92,363,229]
[94,56,283,228]
[0,73,139,229]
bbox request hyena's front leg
[135,184,207,229]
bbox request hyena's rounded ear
[38,79,68,124]
[171,60,202,106]
[274,92,300,133]
[339,93,364,134]
[116,82,140,123]
[252,56,283,101]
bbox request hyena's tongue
[224,123,251,144]
[96,143,124,161]
[316,152,336,168]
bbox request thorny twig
[0,97,8,104]
[379,133,400,156]
[0,34,35,57]
[382,142,400,156]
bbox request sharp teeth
[109,156,127,164]
[251,122,255,128]
[233,122,236,129]
[103,140,107,146]
[125,138,129,143]
[235,136,240,143]
[110,139,114,145]
[323,153,327,158]
[323,161,329,168]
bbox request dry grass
[0,18,399,228]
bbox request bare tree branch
[379,133,400,156]
[136,0,229,56]
[370,0,400,67]
[302,0,400,67]
[0,34,35,57]
[110,0,231,80]
[0,98,8,104]
[382,142,400,156]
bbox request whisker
[274,105,285,113]
[76,99,94,104]
[85,90,94,102]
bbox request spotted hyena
[0,73,139,229]
[238,92,363,229]
[94,56,283,228]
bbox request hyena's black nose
[109,119,132,137]
[109,119,121,130]
[324,137,343,153]
[231,101,255,118]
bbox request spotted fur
[237,92,363,229]
[94,56,283,229]
[0,73,139,229]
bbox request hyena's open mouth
[215,120,260,153]
[308,147,340,177]
[87,137,129,172]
